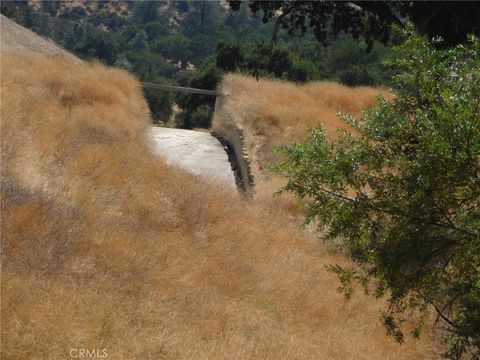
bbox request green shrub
[268,46,293,77]
[319,37,391,86]
[175,64,222,129]
[288,57,319,82]
[338,65,374,86]
[145,21,169,40]
[216,42,243,71]
[189,104,214,128]
[144,87,173,125]
[273,30,480,359]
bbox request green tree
[189,104,214,129]
[121,24,143,44]
[144,86,173,125]
[186,34,218,67]
[133,0,158,24]
[78,30,120,65]
[145,21,169,41]
[182,2,219,36]
[337,65,374,86]
[317,36,391,86]
[30,11,53,38]
[58,6,87,21]
[152,34,191,69]
[216,42,243,71]
[130,30,149,51]
[64,23,86,51]
[40,0,61,17]
[267,46,292,78]
[175,1,190,14]
[176,64,223,129]
[273,31,480,359]
[288,56,318,83]
[125,51,175,80]
[87,10,127,31]
[113,54,133,72]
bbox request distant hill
[26,0,132,18]
[0,14,78,61]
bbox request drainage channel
[211,131,254,197]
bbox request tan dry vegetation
[215,74,391,185]
[1,52,439,359]
[213,74,393,213]
[26,0,131,17]
[0,14,79,61]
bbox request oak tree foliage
[273,30,480,359]
[228,1,480,49]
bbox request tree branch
[269,7,291,50]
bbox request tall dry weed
[1,53,438,359]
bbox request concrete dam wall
[149,126,236,189]
[150,92,256,196]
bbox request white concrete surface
[150,127,236,188]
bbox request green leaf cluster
[273,29,480,359]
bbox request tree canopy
[228,1,480,49]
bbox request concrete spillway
[150,126,236,188]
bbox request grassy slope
[215,74,393,206]
[1,52,439,359]
[0,14,79,61]
[217,74,393,177]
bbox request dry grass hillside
[0,14,79,61]
[214,74,392,201]
[27,0,131,17]
[0,52,440,359]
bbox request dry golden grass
[216,74,392,183]
[1,52,439,359]
[214,74,393,214]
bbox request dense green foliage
[1,0,394,128]
[229,1,480,47]
[273,31,480,359]
[175,64,222,129]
